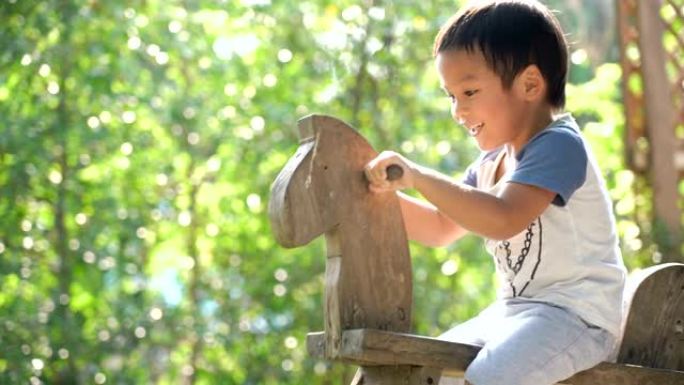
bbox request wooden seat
[269,114,684,385]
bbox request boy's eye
[464,90,478,97]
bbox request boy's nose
[451,100,467,125]
[452,107,467,125]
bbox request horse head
[269,114,413,356]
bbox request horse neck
[322,196,413,332]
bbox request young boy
[364,1,626,384]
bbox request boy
[363,1,627,384]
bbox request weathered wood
[617,263,684,370]
[563,362,684,385]
[307,329,479,372]
[351,366,442,385]
[269,115,413,359]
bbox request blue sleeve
[461,161,478,187]
[509,129,587,206]
[461,149,502,188]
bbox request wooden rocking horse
[269,114,684,384]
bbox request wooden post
[616,0,647,172]
[637,0,682,261]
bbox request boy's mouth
[468,123,484,137]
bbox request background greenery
[0,0,675,384]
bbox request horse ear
[269,140,323,248]
[298,113,316,140]
[269,114,342,248]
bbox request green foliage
[0,1,667,384]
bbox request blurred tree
[0,0,672,384]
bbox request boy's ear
[517,65,546,102]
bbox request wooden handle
[386,164,404,181]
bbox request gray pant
[439,299,616,385]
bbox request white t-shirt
[462,114,627,337]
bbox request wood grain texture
[307,330,479,371]
[617,263,684,370]
[351,366,442,385]
[563,362,684,385]
[269,115,413,358]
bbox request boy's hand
[364,151,416,193]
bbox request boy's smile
[436,49,553,153]
[467,122,485,137]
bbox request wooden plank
[563,362,684,385]
[308,329,480,371]
[309,329,684,384]
[351,366,442,385]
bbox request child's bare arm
[398,192,468,247]
[365,151,555,241]
[410,167,555,240]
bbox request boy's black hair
[434,0,568,108]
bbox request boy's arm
[366,151,555,241]
[398,192,468,247]
[410,166,554,240]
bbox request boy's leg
[438,301,504,346]
[437,303,497,385]
[463,301,615,385]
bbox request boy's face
[436,49,531,152]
